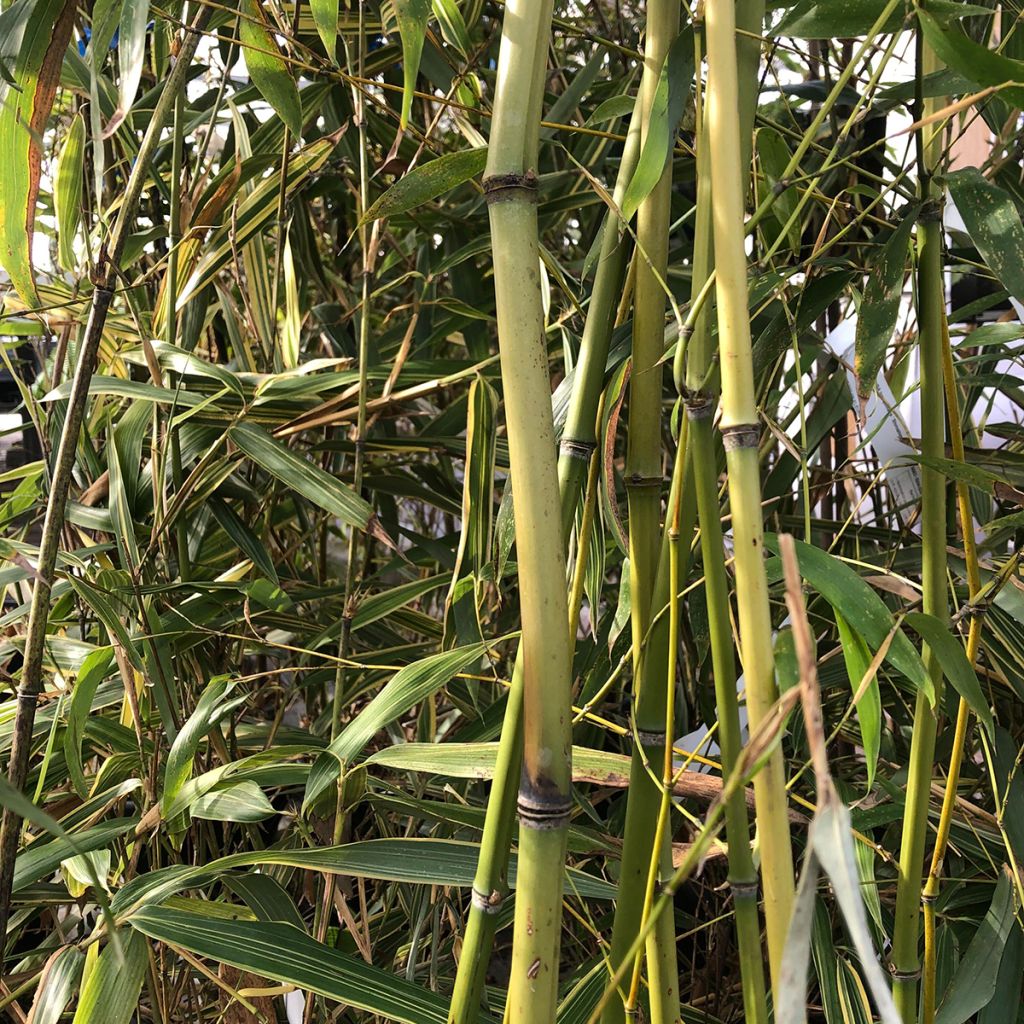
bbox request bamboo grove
[1,0,1024,1021]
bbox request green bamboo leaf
[310,0,338,58]
[585,93,635,126]
[0,0,77,303]
[977,915,1023,1024]
[62,647,114,798]
[162,675,235,819]
[854,207,917,399]
[190,780,276,822]
[228,421,373,530]
[362,147,486,224]
[54,113,85,271]
[776,0,904,38]
[394,0,431,129]
[103,0,149,136]
[935,868,1016,1024]
[918,8,1024,111]
[72,929,148,1024]
[239,0,303,138]
[115,838,616,914]
[767,537,933,703]
[13,818,137,893]
[223,873,305,928]
[835,611,881,790]
[620,27,694,221]
[209,498,280,582]
[129,907,473,1024]
[28,946,85,1024]
[902,612,994,739]
[303,641,489,809]
[947,166,1024,306]
[431,0,471,58]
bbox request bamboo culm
[484,0,574,1016]
[892,38,947,1024]
[0,6,213,945]
[447,93,644,1024]
[704,0,794,993]
[601,0,681,1015]
[674,6,768,1018]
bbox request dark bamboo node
[918,196,943,222]
[517,787,573,830]
[889,965,922,982]
[625,473,662,491]
[681,389,715,420]
[559,437,597,460]
[483,171,539,203]
[635,728,667,746]
[720,422,760,451]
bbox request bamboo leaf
[935,867,1016,1024]
[776,0,904,38]
[362,147,486,224]
[63,647,115,798]
[310,0,338,58]
[854,207,917,399]
[620,27,694,221]
[190,780,277,822]
[393,0,431,129]
[918,8,1024,111]
[54,113,85,271]
[835,611,881,789]
[228,421,373,530]
[129,906,475,1024]
[947,166,1024,306]
[29,946,85,1024]
[0,0,76,303]
[239,0,303,138]
[103,0,149,136]
[13,818,137,893]
[303,641,489,808]
[71,929,148,1024]
[903,612,994,738]
[768,537,933,702]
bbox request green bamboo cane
[892,37,947,1024]
[668,4,768,1018]
[448,95,643,1024]
[600,0,681,1018]
[483,0,576,1016]
[0,4,212,946]
[703,0,794,993]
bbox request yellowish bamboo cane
[704,0,794,992]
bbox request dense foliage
[1,0,1024,1021]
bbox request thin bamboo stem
[920,327,980,1024]
[0,4,212,945]
[670,5,768,1017]
[892,36,947,1024]
[447,93,644,1024]
[485,0,572,1017]
[601,0,680,1016]
[704,0,794,993]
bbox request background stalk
[448,94,643,1024]
[484,0,573,1016]
[892,37,947,1024]
[704,0,794,992]
[920,321,982,1024]
[0,5,211,945]
[675,9,767,1018]
[600,0,681,1017]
